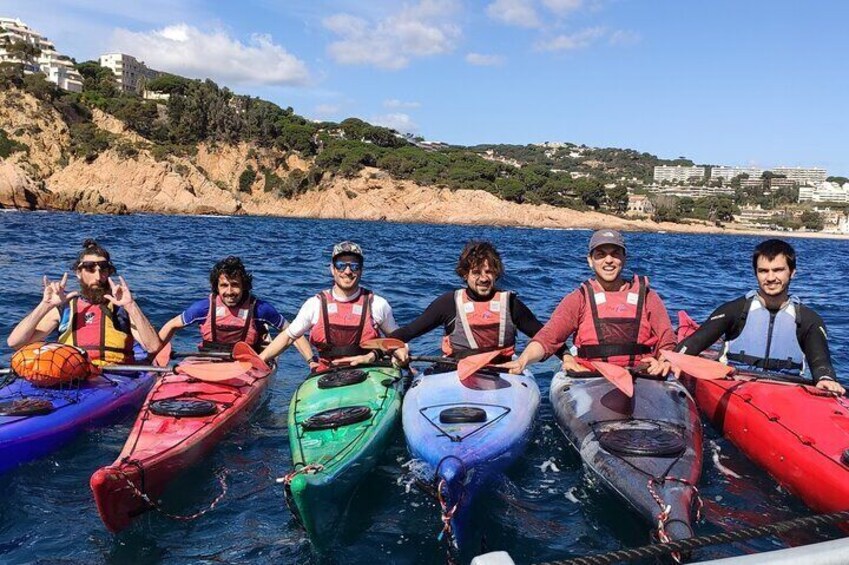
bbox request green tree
[800,210,824,231]
[574,178,605,209]
[605,185,629,214]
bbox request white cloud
[486,0,540,28]
[323,0,461,70]
[314,104,341,117]
[109,24,310,86]
[536,26,607,51]
[465,52,505,66]
[384,99,421,109]
[541,0,583,16]
[609,29,641,46]
[370,112,418,133]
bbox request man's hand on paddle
[391,344,410,369]
[816,378,846,395]
[41,273,78,307]
[642,356,672,377]
[560,355,584,373]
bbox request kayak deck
[685,372,849,514]
[550,372,703,542]
[0,371,154,475]
[90,356,274,532]
[402,367,540,546]
[285,364,405,543]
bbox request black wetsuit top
[390,289,550,348]
[676,296,837,383]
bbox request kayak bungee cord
[647,475,703,564]
[535,507,849,565]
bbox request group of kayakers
[7,231,843,395]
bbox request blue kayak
[0,371,155,475]
[402,365,539,547]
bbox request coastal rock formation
[0,89,70,177]
[0,161,49,209]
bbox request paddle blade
[661,349,733,380]
[458,349,507,381]
[677,310,700,342]
[360,338,406,352]
[232,341,271,372]
[153,343,172,368]
[177,360,253,382]
[590,360,634,397]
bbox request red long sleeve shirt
[532,279,676,359]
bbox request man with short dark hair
[391,240,548,363]
[505,229,675,375]
[159,256,312,359]
[259,241,398,370]
[677,239,843,394]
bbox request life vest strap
[577,343,652,359]
[726,351,803,372]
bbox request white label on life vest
[216,307,227,317]
[327,303,338,314]
[352,304,363,315]
[626,293,638,305]
[594,293,606,305]
[463,302,475,313]
[490,301,501,312]
[238,308,248,319]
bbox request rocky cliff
[0,87,720,234]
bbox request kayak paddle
[458,349,510,382]
[233,341,270,372]
[153,342,172,367]
[660,349,734,380]
[577,358,634,397]
[360,337,406,352]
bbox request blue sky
[2,0,847,174]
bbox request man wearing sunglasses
[259,241,398,370]
[157,256,313,358]
[8,239,161,365]
[504,229,675,376]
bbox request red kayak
[90,343,273,532]
[676,312,849,516]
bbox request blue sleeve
[181,298,210,326]
[254,299,287,330]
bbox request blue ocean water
[0,211,847,564]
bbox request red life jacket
[199,294,260,351]
[309,288,379,364]
[442,289,516,359]
[574,275,655,367]
[58,297,134,365]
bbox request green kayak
[283,364,405,543]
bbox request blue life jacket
[721,291,805,376]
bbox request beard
[81,283,109,304]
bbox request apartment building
[653,165,706,183]
[0,16,82,92]
[99,53,162,93]
[772,167,827,186]
[710,166,764,181]
[798,182,849,203]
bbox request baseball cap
[331,241,364,261]
[588,229,626,253]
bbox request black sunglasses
[333,260,362,273]
[78,260,115,274]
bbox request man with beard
[390,240,551,364]
[7,239,161,365]
[259,241,398,370]
[157,256,313,358]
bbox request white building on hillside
[0,17,82,91]
[99,53,162,93]
[798,182,849,203]
[772,167,827,186]
[710,166,764,181]
[653,165,706,183]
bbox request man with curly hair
[391,240,550,364]
[159,256,312,359]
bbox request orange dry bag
[11,342,92,387]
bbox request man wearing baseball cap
[504,229,675,375]
[259,241,398,370]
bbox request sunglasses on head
[78,260,115,274]
[333,260,362,273]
